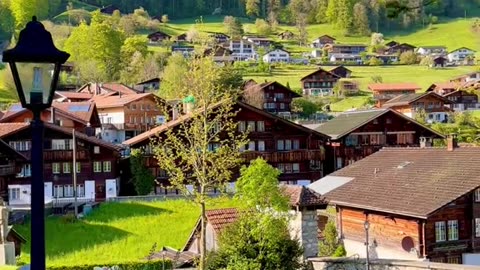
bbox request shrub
[47,260,171,270]
[333,244,347,257]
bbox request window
[53,185,64,198]
[293,139,300,150]
[280,103,285,110]
[51,139,73,150]
[129,116,133,123]
[475,218,480,237]
[256,121,265,132]
[63,163,71,174]
[208,143,220,152]
[435,221,446,242]
[274,93,284,100]
[285,140,292,150]
[131,104,136,110]
[284,163,292,173]
[64,185,74,197]
[76,163,81,173]
[146,105,151,111]
[373,119,379,124]
[9,188,20,200]
[475,189,480,202]
[292,163,300,173]
[52,163,61,174]
[258,141,265,151]
[386,118,392,124]
[448,220,459,241]
[247,121,256,131]
[345,135,358,146]
[103,161,111,172]
[77,184,85,197]
[397,133,414,144]
[248,141,255,151]
[9,141,31,151]
[94,146,100,154]
[93,161,102,173]
[238,121,246,132]
[277,164,285,173]
[277,140,284,151]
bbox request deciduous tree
[246,0,260,17]
[152,56,248,270]
[353,2,370,36]
[130,148,155,195]
[223,16,244,38]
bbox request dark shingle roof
[324,147,480,219]
[382,92,452,107]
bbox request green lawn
[14,197,240,267]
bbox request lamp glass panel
[16,62,55,105]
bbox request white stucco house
[447,47,476,62]
[262,49,290,63]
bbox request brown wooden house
[242,81,301,114]
[0,123,122,205]
[123,100,329,189]
[382,92,452,123]
[0,140,26,202]
[329,65,352,78]
[385,43,416,55]
[147,31,171,43]
[311,35,336,48]
[312,146,480,264]
[368,83,421,107]
[301,68,341,97]
[305,108,444,173]
[444,90,479,111]
[426,82,460,95]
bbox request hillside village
[2,0,480,270]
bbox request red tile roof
[52,102,97,124]
[282,185,326,207]
[55,91,93,100]
[324,147,480,219]
[368,83,421,92]
[206,208,239,233]
[93,93,153,109]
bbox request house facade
[262,49,290,63]
[426,82,459,95]
[123,101,329,188]
[311,146,480,265]
[385,43,416,55]
[450,72,480,84]
[224,40,256,61]
[301,68,341,96]
[382,92,452,123]
[311,35,336,48]
[147,31,171,43]
[0,123,122,205]
[242,81,300,114]
[326,44,367,55]
[94,93,164,144]
[447,47,476,63]
[445,90,480,111]
[368,83,421,107]
[329,66,352,78]
[244,36,272,47]
[416,46,447,56]
[0,140,25,202]
[305,108,444,173]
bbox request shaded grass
[15,197,240,267]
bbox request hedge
[46,260,172,270]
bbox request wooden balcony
[428,240,469,253]
[0,163,15,176]
[242,149,325,163]
[19,150,89,161]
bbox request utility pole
[72,129,78,218]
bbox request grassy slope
[15,198,240,267]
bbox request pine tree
[246,0,260,17]
[315,0,329,23]
[326,0,338,24]
[319,221,345,256]
[336,0,354,31]
[353,2,371,36]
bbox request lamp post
[364,220,370,270]
[2,16,69,270]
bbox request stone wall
[308,257,480,270]
[288,209,319,258]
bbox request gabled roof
[147,31,171,38]
[323,147,480,219]
[385,40,399,47]
[449,47,476,53]
[315,35,336,40]
[0,123,123,152]
[123,100,329,147]
[329,65,352,73]
[331,44,367,48]
[382,92,452,107]
[245,81,301,98]
[93,93,154,109]
[76,83,139,96]
[55,91,93,101]
[417,46,446,50]
[368,83,421,92]
[310,108,443,140]
[281,185,327,207]
[300,68,340,81]
[264,48,289,55]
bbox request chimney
[419,137,432,148]
[447,134,458,151]
[50,107,56,124]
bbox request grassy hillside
[14,198,240,267]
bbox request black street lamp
[364,220,370,270]
[2,16,69,270]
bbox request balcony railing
[242,149,325,163]
[0,163,15,176]
[19,150,89,161]
[428,239,469,252]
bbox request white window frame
[238,121,246,132]
[292,163,300,173]
[277,140,284,151]
[77,184,85,197]
[9,188,20,200]
[63,162,71,174]
[474,189,480,202]
[52,163,61,174]
[256,121,265,132]
[448,220,459,241]
[248,141,255,151]
[103,161,112,172]
[76,163,81,173]
[475,218,480,237]
[53,185,64,198]
[93,161,102,173]
[258,141,265,151]
[64,185,74,197]
[435,221,446,242]
[247,121,256,131]
[94,146,100,154]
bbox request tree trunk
[199,191,207,270]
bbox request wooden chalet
[301,68,341,97]
[176,33,188,42]
[242,81,301,114]
[433,56,447,68]
[134,78,160,92]
[311,35,336,48]
[208,32,229,43]
[147,31,171,43]
[444,90,479,111]
[0,123,122,204]
[337,80,359,96]
[368,83,421,107]
[77,82,140,97]
[204,46,234,63]
[326,44,367,54]
[0,140,26,202]
[329,65,352,78]
[382,92,452,123]
[385,40,399,48]
[426,82,459,95]
[0,102,101,133]
[450,72,480,84]
[311,145,480,264]
[305,108,444,174]
[123,101,330,188]
[54,91,93,102]
[385,43,416,55]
